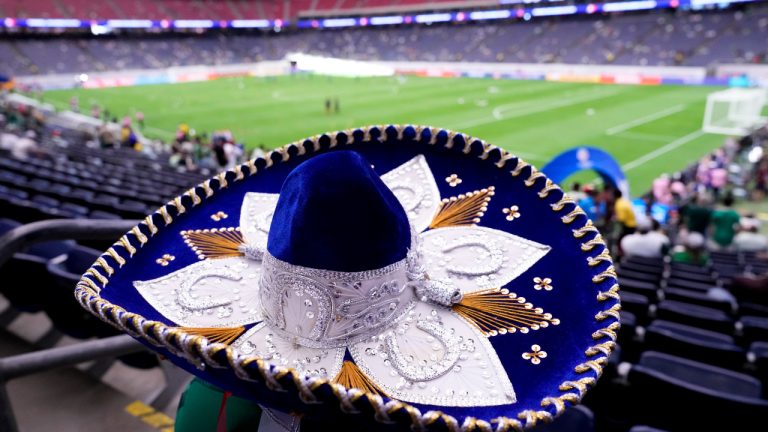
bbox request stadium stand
[2,0,473,20]
[1,5,767,77]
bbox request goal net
[702,88,767,135]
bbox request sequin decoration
[503,205,521,221]
[134,258,262,328]
[533,277,553,291]
[452,288,560,336]
[429,187,495,229]
[181,228,245,260]
[380,154,441,233]
[522,345,547,365]
[211,211,228,221]
[156,254,175,266]
[445,174,462,187]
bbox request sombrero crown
[76,125,620,430]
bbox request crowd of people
[0,95,260,174]
[570,126,768,268]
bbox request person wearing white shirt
[733,217,768,252]
[621,218,670,258]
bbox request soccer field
[44,75,729,193]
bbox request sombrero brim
[76,125,619,430]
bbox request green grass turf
[43,75,731,194]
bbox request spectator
[652,174,672,205]
[672,231,708,266]
[681,193,712,235]
[569,182,586,201]
[613,188,637,239]
[621,218,670,258]
[710,193,741,249]
[733,216,768,252]
[50,129,68,148]
[10,130,40,160]
[578,185,599,222]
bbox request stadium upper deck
[0,0,476,21]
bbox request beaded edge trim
[76,125,620,432]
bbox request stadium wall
[15,59,768,91]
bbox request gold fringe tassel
[334,360,387,397]
[181,228,245,260]
[429,187,495,229]
[452,288,560,337]
[179,326,246,345]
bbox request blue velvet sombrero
[76,125,619,431]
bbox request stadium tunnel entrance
[541,146,630,198]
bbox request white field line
[456,88,620,130]
[622,130,706,172]
[614,131,679,142]
[605,104,686,135]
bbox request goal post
[702,88,768,135]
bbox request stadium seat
[656,300,734,334]
[619,291,650,324]
[668,269,715,285]
[751,342,768,398]
[618,261,664,277]
[664,277,715,292]
[626,351,768,430]
[0,218,76,312]
[616,269,660,283]
[88,210,123,220]
[644,320,745,370]
[533,405,594,432]
[662,288,734,314]
[628,427,668,432]
[618,278,658,299]
[741,302,768,318]
[741,316,768,343]
[45,245,119,339]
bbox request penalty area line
[622,129,706,172]
[605,104,686,136]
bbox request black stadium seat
[45,245,119,339]
[627,351,768,430]
[0,218,75,312]
[644,320,745,370]
[741,316,768,343]
[664,277,715,292]
[619,278,658,299]
[662,288,734,314]
[619,291,650,324]
[656,300,735,334]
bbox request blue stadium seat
[644,320,745,370]
[656,300,734,334]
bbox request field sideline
[44,75,732,193]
